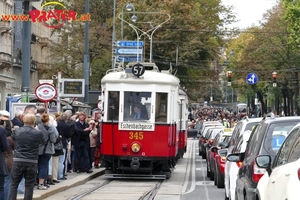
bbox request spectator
[74,112,93,173]
[56,113,71,180]
[8,113,44,200]
[11,111,24,128]
[94,115,102,168]
[0,110,13,137]
[0,114,9,200]
[88,120,97,169]
[37,114,57,190]
[3,116,14,200]
[35,107,46,126]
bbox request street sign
[246,73,258,85]
[116,41,144,47]
[35,83,57,102]
[116,48,143,55]
[61,79,85,97]
[39,79,53,84]
[117,56,142,62]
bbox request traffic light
[272,71,277,87]
[227,71,232,86]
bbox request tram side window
[123,91,151,121]
[108,91,119,121]
[155,93,168,122]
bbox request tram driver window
[155,93,167,122]
[108,91,119,121]
[123,92,151,121]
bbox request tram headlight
[131,142,141,153]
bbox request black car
[227,114,300,200]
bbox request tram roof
[102,62,180,86]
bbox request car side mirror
[226,153,243,162]
[218,142,226,148]
[211,146,218,152]
[255,155,272,175]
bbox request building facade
[0,0,55,109]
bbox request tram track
[67,179,112,200]
[67,178,164,200]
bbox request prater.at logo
[29,1,91,28]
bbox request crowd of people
[0,106,102,200]
[188,105,249,128]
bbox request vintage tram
[100,62,188,179]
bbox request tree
[282,0,300,46]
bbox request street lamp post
[118,11,170,63]
[121,2,137,40]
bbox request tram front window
[108,91,120,121]
[124,92,151,121]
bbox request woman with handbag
[37,114,57,190]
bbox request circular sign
[132,63,145,77]
[35,83,57,102]
[246,73,259,85]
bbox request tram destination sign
[61,79,85,97]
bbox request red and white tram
[100,62,188,179]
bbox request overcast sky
[221,0,278,29]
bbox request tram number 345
[129,132,144,140]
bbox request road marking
[196,181,214,186]
[182,141,197,195]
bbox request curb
[17,169,105,200]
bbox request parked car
[206,128,232,180]
[187,123,202,138]
[224,117,262,200]
[256,122,300,200]
[214,148,228,188]
[227,114,300,200]
[199,124,224,158]
[224,130,251,199]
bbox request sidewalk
[17,168,105,200]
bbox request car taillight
[298,168,300,180]
[236,161,243,168]
[252,161,266,183]
[221,156,226,162]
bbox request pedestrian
[94,116,102,168]
[0,114,9,200]
[56,113,71,180]
[3,118,14,200]
[35,107,46,126]
[11,110,24,128]
[37,114,57,190]
[88,120,97,169]
[8,113,44,200]
[74,112,93,173]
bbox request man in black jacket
[74,112,93,173]
[56,113,71,180]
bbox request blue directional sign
[117,56,142,62]
[117,41,144,47]
[116,48,143,55]
[246,73,258,85]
